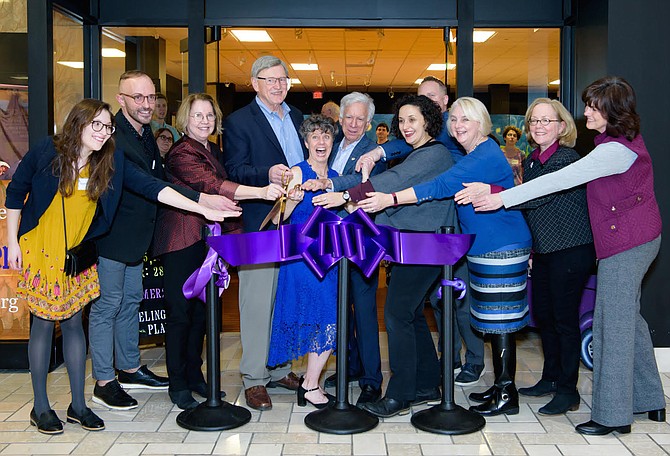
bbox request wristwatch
[342,191,351,202]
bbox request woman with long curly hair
[5,99,236,435]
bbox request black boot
[470,333,519,416]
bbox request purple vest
[586,132,662,259]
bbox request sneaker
[93,380,138,410]
[454,363,485,386]
[118,365,169,390]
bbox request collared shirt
[255,96,304,167]
[118,113,156,164]
[331,135,364,175]
[530,140,559,165]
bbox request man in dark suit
[89,70,236,411]
[303,92,385,407]
[223,56,306,411]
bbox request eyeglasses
[120,93,157,104]
[529,118,561,126]
[90,120,115,135]
[190,113,217,123]
[156,135,173,142]
[256,76,290,87]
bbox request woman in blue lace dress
[267,115,339,408]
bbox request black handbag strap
[61,194,69,252]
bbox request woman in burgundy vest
[458,76,664,435]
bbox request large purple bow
[206,207,474,280]
[182,223,230,303]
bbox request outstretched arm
[356,187,418,213]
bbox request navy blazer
[95,111,199,264]
[5,137,166,244]
[223,99,307,232]
[329,134,386,192]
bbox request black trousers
[532,243,595,394]
[161,241,208,393]
[346,267,383,389]
[384,264,441,401]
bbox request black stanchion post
[176,227,251,431]
[411,226,486,435]
[304,257,379,434]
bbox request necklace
[307,160,328,179]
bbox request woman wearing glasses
[5,99,237,435]
[460,100,596,415]
[462,77,665,435]
[153,93,285,410]
[154,127,174,158]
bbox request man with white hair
[304,92,385,407]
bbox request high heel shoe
[297,377,333,409]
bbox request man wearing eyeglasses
[90,70,237,411]
[223,56,306,411]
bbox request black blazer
[95,111,199,264]
[5,137,166,245]
[223,99,307,232]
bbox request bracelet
[391,192,398,207]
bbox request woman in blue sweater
[5,99,237,435]
[358,97,532,416]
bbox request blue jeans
[89,257,143,381]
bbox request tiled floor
[1,331,669,455]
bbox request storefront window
[53,10,84,132]
[0,0,29,341]
[473,28,560,155]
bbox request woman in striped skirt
[358,97,532,416]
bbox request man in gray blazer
[304,92,385,406]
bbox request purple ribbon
[436,278,467,300]
[183,223,231,303]
[205,207,474,280]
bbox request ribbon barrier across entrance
[184,208,477,434]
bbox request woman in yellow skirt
[5,99,239,435]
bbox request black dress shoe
[117,365,168,390]
[324,372,361,389]
[411,387,441,406]
[576,419,631,435]
[362,397,411,418]
[30,408,63,435]
[190,382,227,400]
[647,408,666,422]
[538,392,580,415]
[169,390,199,410]
[356,385,381,407]
[518,379,557,397]
[66,404,105,431]
[469,385,496,403]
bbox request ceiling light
[549,79,560,85]
[57,61,84,69]
[290,78,301,85]
[415,78,424,84]
[473,31,496,42]
[230,30,272,42]
[427,63,456,71]
[101,48,125,58]
[291,63,318,71]
[11,76,29,80]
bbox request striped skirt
[467,246,531,334]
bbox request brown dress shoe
[245,386,272,411]
[266,372,300,391]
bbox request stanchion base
[411,404,486,435]
[176,401,251,431]
[304,403,379,434]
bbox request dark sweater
[517,145,593,254]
